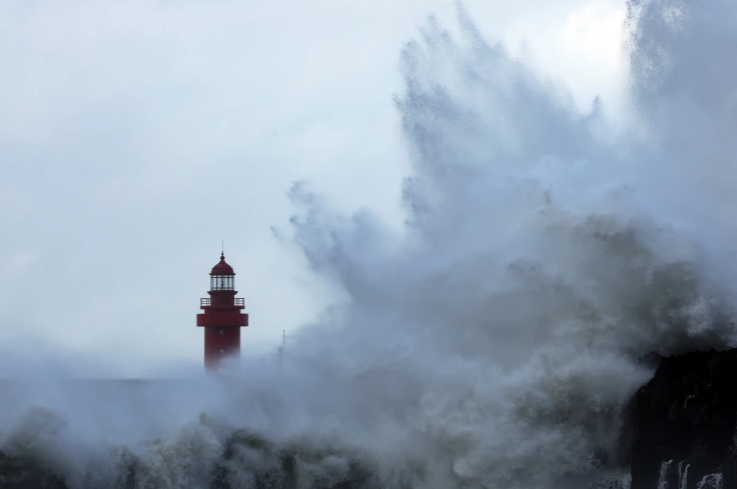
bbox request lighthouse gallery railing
[200,298,244,307]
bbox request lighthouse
[196,252,249,370]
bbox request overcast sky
[0,0,627,376]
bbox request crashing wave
[4,0,737,487]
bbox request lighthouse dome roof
[210,253,235,275]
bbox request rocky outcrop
[630,349,737,489]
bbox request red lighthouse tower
[196,253,249,370]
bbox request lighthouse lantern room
[196,252,249,370]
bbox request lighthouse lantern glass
[211,275,234,290]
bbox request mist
[2,0,737,488]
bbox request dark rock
[0,452,67,489]
[630,349,737,489]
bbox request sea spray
[680,461,690,489]
[696,474,723,489]
[659,460,673,489]
[2,0,737,488]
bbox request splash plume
[2,1,737,488]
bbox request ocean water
[3,0,737,488]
